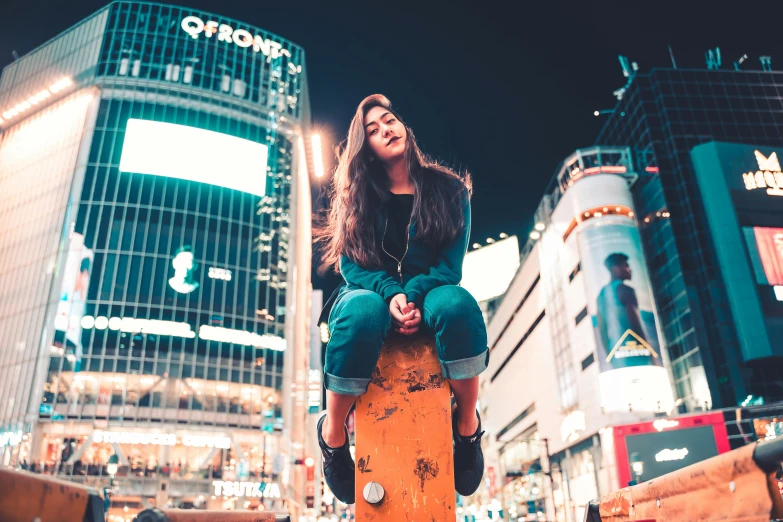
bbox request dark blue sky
[2,0,782,277]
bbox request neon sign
[180,16,292,61]
[743,150,783,196]
[653,419,679,432]
[92,431,230,448]
[212,480,281,499]
[654,448,689,462]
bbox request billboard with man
[578,220,663,372]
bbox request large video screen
[743,227,783,286]
[119,119,268,197]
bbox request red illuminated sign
[753,227,783,286]
[612,412,730,489]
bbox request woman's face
[363,106,407,164]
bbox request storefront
[18,423,288,512]
[496,427,548,522]
[549,435,604,522]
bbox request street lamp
[630,452,644,485]
[107,454,119,486]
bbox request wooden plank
[597,443,776,522]
[355,333,456,521]
[0,467,101,522]
[136,508,285,521]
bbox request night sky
[3,0,783,292]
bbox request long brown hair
[315,94,472,272]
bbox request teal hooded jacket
[338,190,471,308]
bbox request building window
[496,404,536,441]
[581,353,595,371]
[575,306,588,325]
[491,311,546,382]
[568,262,581,282]
[491,275,540,350]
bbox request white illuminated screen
[461,236,521,302]
[119,119,268,197]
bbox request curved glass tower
[0,2,313,514]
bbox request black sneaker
[317,412,355,504]
[453,408,485,497]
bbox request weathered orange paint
[355,333,456,521]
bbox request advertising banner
[743,226,783,286]
[53,233,94,361]
[577,220,663,372]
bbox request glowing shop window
[119,119,268,197]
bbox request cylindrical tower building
[0,2,313,514]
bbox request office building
[0,2,314,515]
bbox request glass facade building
[595,68,783,413]
[0,2,313,513]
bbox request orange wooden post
[354,333,456,521]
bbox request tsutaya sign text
[181,16,292,60]
[743,150,783,196]
[212,480,281,499]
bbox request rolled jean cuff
[441,348,490,380]
[324,372,371,396]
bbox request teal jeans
[324,284,489,396]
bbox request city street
[0,1,782,521]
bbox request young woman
[315,94,489,504]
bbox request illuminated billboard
[577,219,672,412]
[53,233,93,362]
[743,227,783,286]
[578,221,663,371]
[462,236,521,302]
[613,413,730,487]
[119,119,268,197]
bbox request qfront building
[0,2,314,516]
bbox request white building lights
[81,316,196,338]
[180,15,292,61]
[93,431,176,446]
[0,431,23,448]
[80,315,285,349]
[0,77,72,123]
[199,325,286,351]
[311,134,325,178]
[208,267,233,281]
[560,410,586,443]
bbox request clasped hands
[389,293,422,335]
